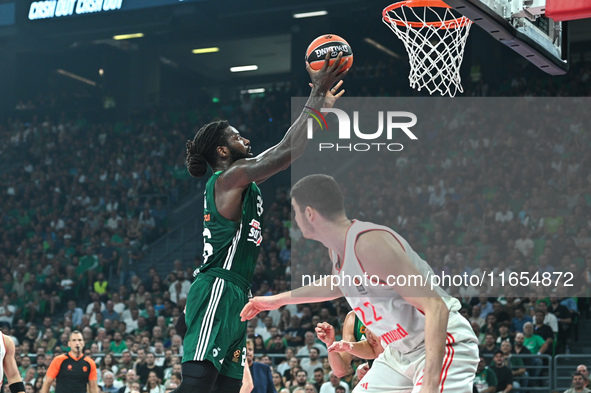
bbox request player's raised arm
[354,231,450,393]
[2,336,25,393]
[217,51,348,190]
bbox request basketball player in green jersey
[173,51,349,393]
[315,311,383,381]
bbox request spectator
[514,229,534,259]
[319,371,349,393]
[276,347,296,376]
[312,368,325,392]
[142,371,164,393]
[305,384,318,393]
[576,365,589,388]
[163,372,181,390]
[477,296,494,319]
[64,300,84,329]
[119,351,135,372]
[300,348,323,382]
[480,333,499,357]
[267,334,289,354]
[471,321,485,345]
[522,323,545,383]
[532,309,555,354]
[103,301,121,322]
[549,295,573,354]
[101,353,120,376]
[101,371,120,393]
[255,316,274,342]
[296,332,329,358]
[118,238,139,289]
[470,305,485,328]
[272,371,285,392]
[495,323,511,345]
[489,350,513,393]
[563,372,590,393]
[290,370,309,392]
[510,306,532,334]
[246,339,276,393]
[500,341,527,391]
[136,352,164,386]
[0,295,16,328]
[110,332,128,354]
[93,274,110,302]
[474,355,497,393]
[283,316,306,347]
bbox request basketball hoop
[382,0,473,97]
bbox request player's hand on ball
[327,340,354,353]
[306,50,350,94]
[357,363,370,380]
[315,322,336,346]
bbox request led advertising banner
[28,0,204,21]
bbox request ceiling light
[364,37,400,59]
[241,88,265,94]
[192,47,219,54]
[56,69,96,86]
[230,65,258,73]
[293,10,328,18]
[113,33,144,40]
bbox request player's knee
[176,361,219,391]
[211,374,242,393]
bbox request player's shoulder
[344,310,356,324]
[355,227,404,256]
[83,356,97,365]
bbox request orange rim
[382,0,472,29]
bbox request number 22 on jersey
[354,302,383,326]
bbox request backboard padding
[443,0,568,74]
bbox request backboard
[442,0,568,75]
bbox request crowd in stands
[1,53,591,393]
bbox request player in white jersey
[241,174,479,393]
[0,331,26,393]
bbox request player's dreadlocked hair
[186,120,230,178]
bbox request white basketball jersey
[331,220,461,355]
[0,332,6,387]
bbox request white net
[383,3,472,97]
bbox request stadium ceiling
[9,0,591,87]
[13,0,377,84]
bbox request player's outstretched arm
[218,51,349,189]
[240,275,342,321]
[328,340,380,362]
[355,231,449,393]
[2,336,25,393]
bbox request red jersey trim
[440,333,456,392]
[334,220,357,274]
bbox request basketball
[305,34,353,71]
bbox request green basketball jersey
[199,171,263,281]
[354,315,367,342]
[353,315,374,367]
